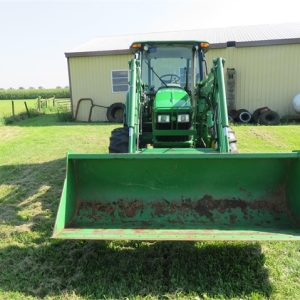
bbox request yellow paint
[206,44,300,115]
[69,54,131,121]
[69,44,300,121]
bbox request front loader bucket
[53,152,300,241]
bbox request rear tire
[109,127,129,153]
[228,127,238,153]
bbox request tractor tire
[233,108,247,121]
[106,103,125,123]
[238,111,252,123]
[259,110,280,125]
[235,109,252,123]
[228,109,238,121]
[252,106,270,123]
[109,127,129,153]
[228,127,238,153]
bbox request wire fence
[0,97,70,116]
[0,97,71,124]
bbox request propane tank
[292,93,300,113]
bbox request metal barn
[66,23,300,121]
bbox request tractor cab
[131,41,209,94]
[130,41,209,148]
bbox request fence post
[24,101,30,117]
[38,96,41,111]
[11,100,15,118]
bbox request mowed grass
[0,99,38,117]
[0,115,300,299]
[0,99,70,120]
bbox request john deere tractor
[109,41,237,154]
[53,41,300,241]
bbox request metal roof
[65,23,300,57]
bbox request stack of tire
[229,109,252,124]
[229,107,280,125]
[252,107,280,125]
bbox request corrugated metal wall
[69,44,300,121]
[69,54,131,121]
[206,44,300,115]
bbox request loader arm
[53,40,300,242]
[197,58,230,152]
[127,58,142,153]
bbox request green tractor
[109,41,237,154]
[53,41,300,241]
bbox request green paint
[54,228,300,241]
[152,129,196,136]
[53,41,300,242]
[154,88,191,110]
[124,42,232,151]
[53,152,300,241]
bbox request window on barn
[111,70,129,93]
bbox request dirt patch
[117,199,144,218]
[249,128,287,149]
[71,184,298,228]
[75,199,144,221]
[149,185,290,225]
[0,127,22,142]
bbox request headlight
[177,114,190,123]
[157,115,170,123]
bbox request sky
[0,0,300,89]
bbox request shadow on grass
[0,159,66,240]
[0,159,272,299]
[6,114,120,127]
[0,241,271,299]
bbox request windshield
[141,46,198,91]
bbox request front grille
[156,123,172,130]
[177,122,191,130]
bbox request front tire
[109,127,129,153]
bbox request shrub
[57,111,73,122]
[56,104,73,122]
[2,109,43,125]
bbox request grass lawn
[0,115,300,299]
[0,99,70,120]
[0,99,38,117]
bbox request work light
[157,115,170,123]
[177,114,190,123]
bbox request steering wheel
[160,74,180,84]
